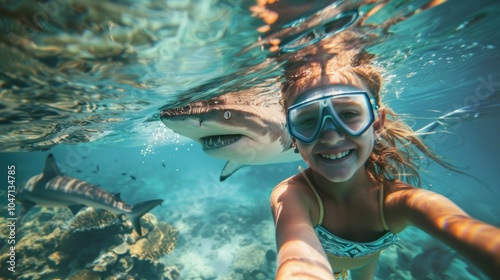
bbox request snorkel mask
[287,87,379,143]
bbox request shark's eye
[224,111,231,120]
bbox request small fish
[121,172,127,176]
[75,169,82,173]
[96,164,100,172]
[130,175,136,180]
[17,154,163,236]
[162,162,166,168]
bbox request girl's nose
[318,118,345,144]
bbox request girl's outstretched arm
[271,181,335,280]
[386,187,500,278]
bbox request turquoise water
[1,0,500,279]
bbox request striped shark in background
[17,154,163,236]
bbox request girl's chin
[315,166,356,182]
[323,173,354,183]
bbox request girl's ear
[373,108,386,137]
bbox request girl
[270,61,500,279]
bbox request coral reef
[0,208,178,280]
[60,208,125,254]
[1,196,280,280]
[129,222,177,262]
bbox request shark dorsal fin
[113,193,123,202]
[220,161,247,182]
[43,154,64,180]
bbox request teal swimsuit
[299,167,399,258]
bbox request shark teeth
[320,150,352,160]
[202,135,242,150]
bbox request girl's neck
[310,167,376,203]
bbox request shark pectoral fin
[220,161,247,182]
[68,205,86,215]
[130,199,164,236]
[17,201,36,226]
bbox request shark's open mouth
[201,134,243,150]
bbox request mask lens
[289,102,322,141]
[331,94,372,134]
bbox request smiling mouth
[201,134,243,150]
[319,149,353,160]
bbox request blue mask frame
[287,89,378,143]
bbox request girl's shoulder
[383,180,440,201]
[272,172,310,199]
[383,180,426,209]
[383,180,416,195]
[270,172,318,212]
[382,181,425,232]
[270,171,322,232]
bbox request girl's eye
[294,109,318,126]
[298,117,316,126]
[339,111,360,120]
[338,110,361,121]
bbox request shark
[160,87,500,181]
[160,85,301,181]
[17,154,163,236]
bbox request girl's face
[291,83,385,183]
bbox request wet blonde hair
[280,54,458,187]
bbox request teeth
[202,135,242,150]
[320,150,350,160]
